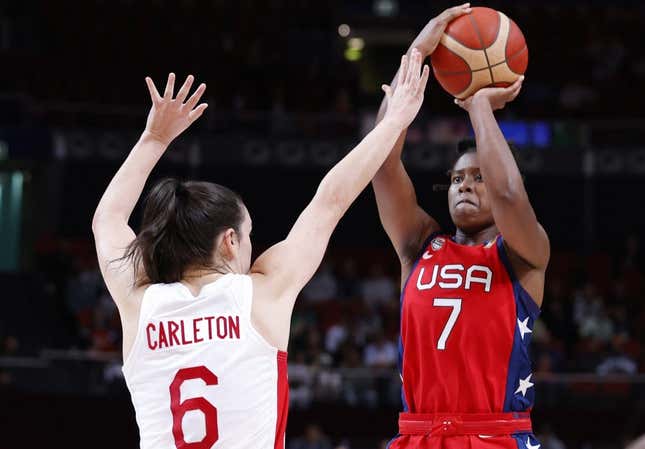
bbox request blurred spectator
[578,303,614,343]
[573,338,605,373]
[325,317,349,356]
[288,424,332,449]
[596,336,638,375]
[302,262,338,303]
[615,233,644,276]
[363,332,397,368]
[540,278,576,350]
[65,265,102,315]
[289,351,314,409]
[337,258,360,299]
[537,425,567,449]
[349,308,382,348]
[360,263,396,309]
[574,283,614,342]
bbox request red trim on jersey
[274,351,289,449]
[398,412,532,436]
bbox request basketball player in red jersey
[92,51,429,449]
[372,4,549,449]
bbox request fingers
[188,103,208,123]
[184,82,207,110]
[175,75,195,103]
[145,77,162,104]
[507,75,524,99]
[418,65,430,94]
[454,98,467,109]
[382,84,393,100]
[399,54,409,86]
[163,72,176,101]
[407,48,422,89]
[509,75,524,91]
[440,3,472,23]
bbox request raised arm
[372,4,471,266]
[251,50,429,310]
[92,74,208,306]
[455,77,550,271]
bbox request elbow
[91,210,105,235]
[91,210,123,235]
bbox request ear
[218,228,238,260]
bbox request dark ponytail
[121,178,244,286]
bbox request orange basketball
[430,7,528,100]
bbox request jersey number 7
[433,298,462,350]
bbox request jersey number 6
[433,298,462,350]
[169,366,219,449]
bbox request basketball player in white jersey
[92,50,429,449]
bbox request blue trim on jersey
[496,236,541,413]
[397,230,442,413]
[496,237,541,317]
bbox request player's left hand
[143,73,208,146]
[455,76,524,112]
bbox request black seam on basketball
[475,47,528,82]
[431,44,474,79]
[443,27,476,49]
[434,66,491,76]
[434,47,527,78]
[467,13,494,84]
[504,46,528,75]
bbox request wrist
[140,130,171,149]
[468,96,493,114]
[380,116,407,133]
[411,39,431,57]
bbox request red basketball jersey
[398,233,540,415]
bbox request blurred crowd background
[1,1,645,448]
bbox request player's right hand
[455,76,524,112]
[143,73,208,146]
[381,48,430,129]
[414,3,472,56]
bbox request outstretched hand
[382,48,430,129]
[414,3,472,56]
[144,73,208,146]
[455,76,524,112]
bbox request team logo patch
[431,237,445,251]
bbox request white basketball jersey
[122,274,288,449]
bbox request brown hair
[121,178,244,285]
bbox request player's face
[447,152,494,232]
[237,206,253,273]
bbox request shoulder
[496,235,546,306]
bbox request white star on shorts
[517,317,533,340]
[515,373,534,397]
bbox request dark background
[1,1,645,448]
